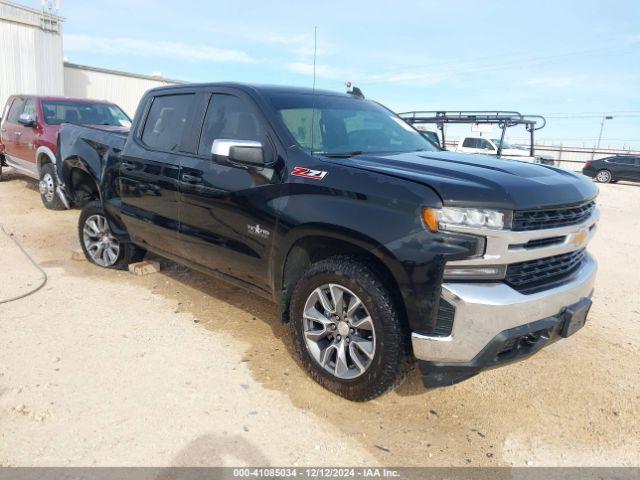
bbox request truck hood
[327,150,598,210]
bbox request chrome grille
[512,201,595,231]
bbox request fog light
[444,265,506,279]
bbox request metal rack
[398,110,546,157]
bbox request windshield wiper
[317,150,364,158]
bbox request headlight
[422,207,507,231]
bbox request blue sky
[42,0,640,148]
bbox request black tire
[39,163,66,210]
[289,255,412,401]
[78,200,146,270]
[595,169,612,183]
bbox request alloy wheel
[302,284,376,380]
[82,214,120,267]
[596,170,611,183]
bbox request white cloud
[64,34,255,63]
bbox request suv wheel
[39,163,66,210]
[289,256,412,401]
[78,200,146,269]
[595,169,612,183]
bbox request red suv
[0,95,130,209]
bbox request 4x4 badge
[291,166,328,180]
[247,223,270,239]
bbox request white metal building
[0,0,180,119]
[63,63,181,117]
[0,0,64,111]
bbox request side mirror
[18,113,36,127]
[211,139,264,167]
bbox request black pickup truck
[55,83,599,401]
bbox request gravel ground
[0,169,638,467]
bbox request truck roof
[7,94,119,105]
[144,82,355,99]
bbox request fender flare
[35,146,56,173]
[272,223,407,301]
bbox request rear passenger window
[7,98,26,123]
[141,94,194,152]
[462,138,477,148]
[198,94,265,156]
[614,157,633,165]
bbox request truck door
[117,92,196,255]
[1,98,25,169]
[177,90,279,293]
[13,98,38,168]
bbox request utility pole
[592,115,613,160]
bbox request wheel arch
[276,225,408,330]
[36,146,56,174]
[61,157,102,206]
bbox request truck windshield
[42,101,131,127]
[269,94,438,156]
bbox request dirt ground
[0,168,638,467]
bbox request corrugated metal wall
[64,64,178,118]
[0,0,64,113]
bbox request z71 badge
[291,166,328,180]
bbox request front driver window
[198,94,266,156]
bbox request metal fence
[443,141,640,172]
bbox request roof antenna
[312,26,318,93]
[310,26,318,155]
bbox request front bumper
[412,253,597,386]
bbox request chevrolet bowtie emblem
[570,229,588,247]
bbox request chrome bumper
[412,252,597,363]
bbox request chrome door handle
[121,162,136,170]
[15,132,22,136]
[181,173,202,183]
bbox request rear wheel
[289,256,412,401]
[78,200,145,269]
[39,163,66,210]
[595,169,612,183]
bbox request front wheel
[595,169,612,183]
[78,201,146,269]
[289,256,412,401]
[39,163,66,210]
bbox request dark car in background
[0,95,130,209]
[583,155,640,184]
